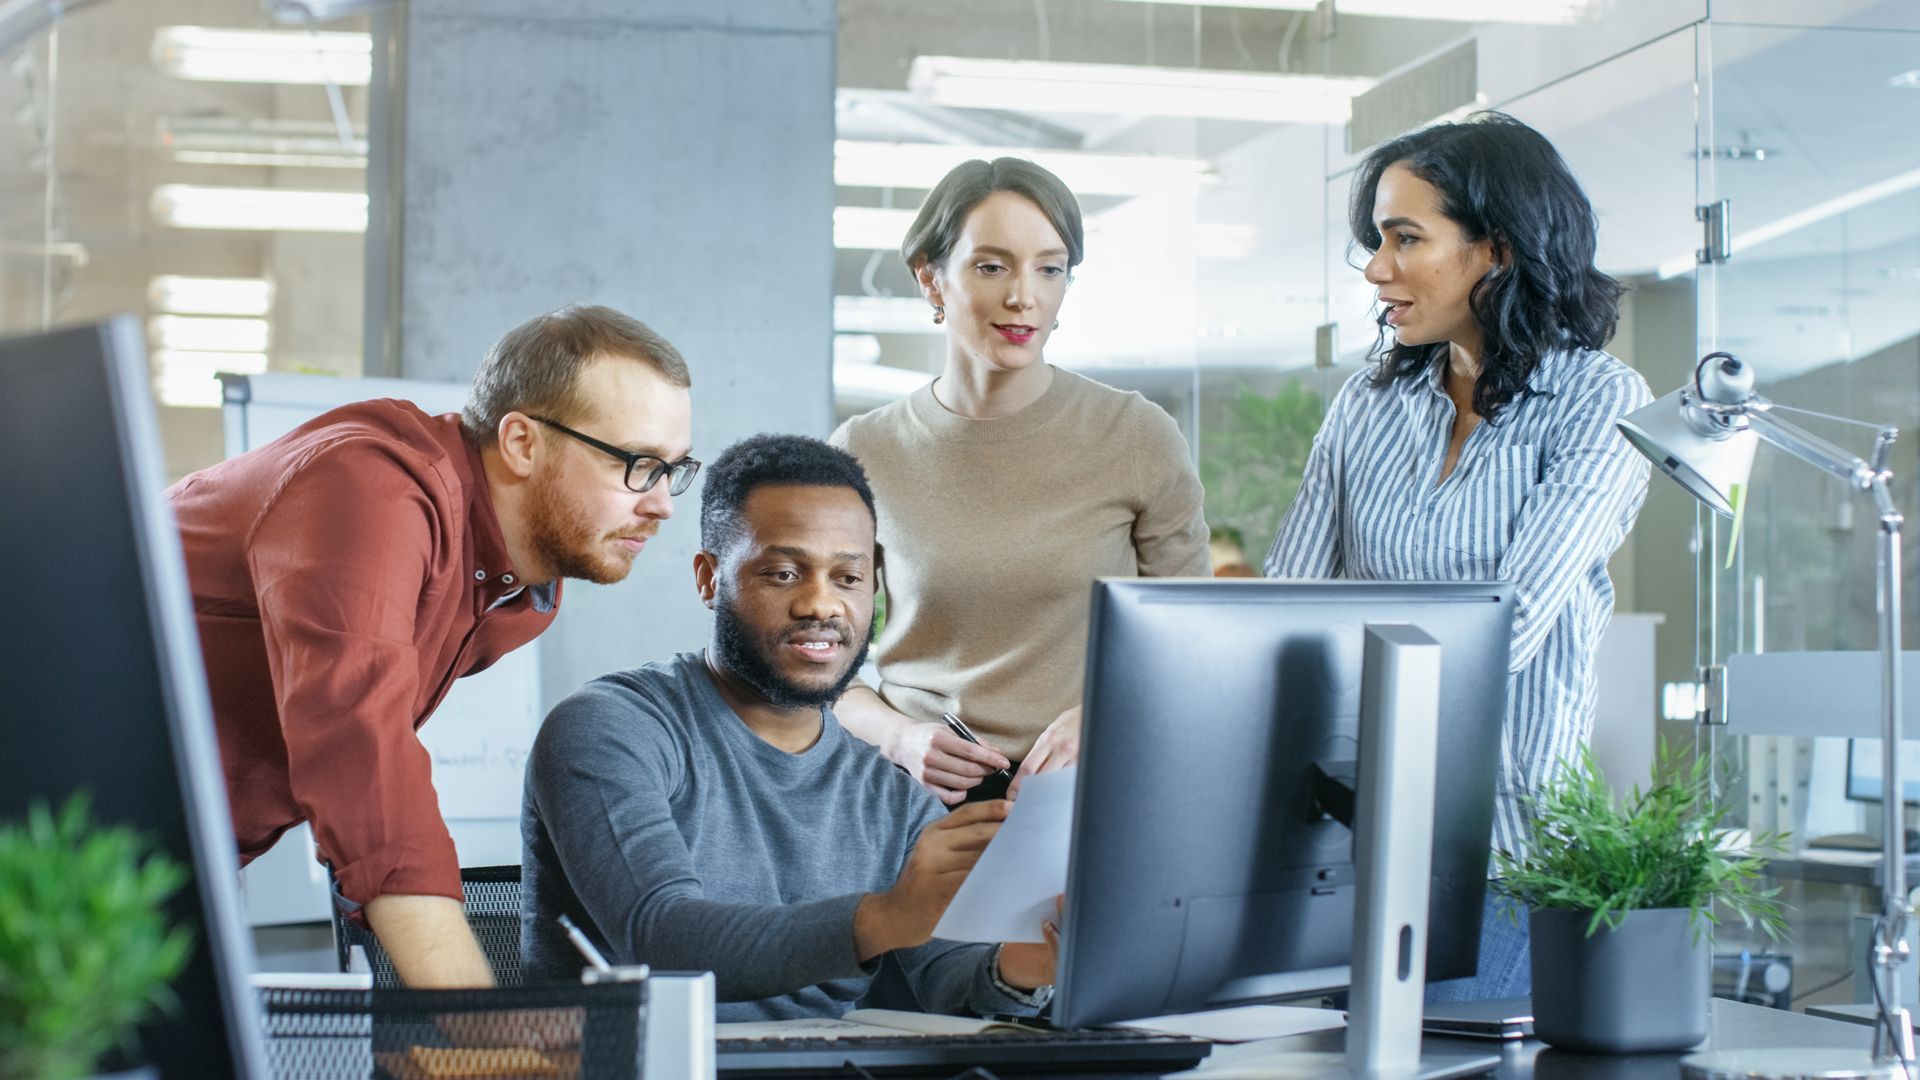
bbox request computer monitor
[0,318,268,1077]
[1054,579,1514,1029]
[1846,738,1920,806]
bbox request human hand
[854,800,1009,959]
[890,722,1011,806]
[1008,706,1080,799]
[996,894,1062,991]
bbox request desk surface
[1194,999,1872,1079]
[1766,853,1920,888]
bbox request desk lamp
[1618,351,1910,1079]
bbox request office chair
[332,865,526,987]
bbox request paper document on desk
[932,766,1075,944]
[1115,1005,1346,1043]
[717,1009,1035,1041]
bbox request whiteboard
[223,373,541,925]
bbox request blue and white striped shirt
[1264,348,1653,859]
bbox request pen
[557,913,613,973]
[940,711,1015,782]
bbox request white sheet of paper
[931,765,1076,944]
[714,1017,906,1041]
[1114,1005,1346,1043]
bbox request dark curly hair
[699,433,878,559]
[1351,112,1622,421]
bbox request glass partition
[0,0,373,483]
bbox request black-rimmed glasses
[529,415,701,495]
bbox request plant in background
[1199,381,1324,553]
[1492,744,1788,941]
[0,793,193,1080]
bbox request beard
[711,592,871,710]
[525,467,653,585]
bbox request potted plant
[0,793,193,1080]
[1492,746,1787,1054]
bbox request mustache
[611,523,661,542]
[783,618,854,642]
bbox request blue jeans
[1425,895,1532,1003]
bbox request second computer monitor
[1054,579,1514,1029]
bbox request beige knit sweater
[830,366,1210,757]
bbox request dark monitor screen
[0,319,266,1077]
[1054,579,1514,1029]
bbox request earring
[932,306,946,325]
[1052,319,1060,330]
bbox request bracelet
[990,944,1055,1008]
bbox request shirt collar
[433,415,534,606]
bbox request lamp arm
[1741,405,1885,491]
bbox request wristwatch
[990,944,1056,1008]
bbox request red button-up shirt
[169,400,559,909]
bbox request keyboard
[716,1028,1213,1076]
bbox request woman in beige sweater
[831,158,1210,805]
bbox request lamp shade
[1617,388,1758,517]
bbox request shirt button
[502,574,515,585]
[474,570,487,581]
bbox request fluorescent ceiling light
[160,116,368,155]
[149,315,271,353]
[1098,0,1592,23]
[909,56,1370,124]
[153,26,371,86]
[834,296,942,335]
[149,276,274,317]
[174,150,367,169]
[1656,165,1920,279]
[834,333,883,367]
[835,140,1213,196]
[151,185,368,232]
[152,350,269,408]
[834,360,934,405]
[835,207,917,251]
[842,203,1263,260]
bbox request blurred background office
[2,0,1916,1011]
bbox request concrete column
[380,0,836,707]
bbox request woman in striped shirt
[1265,112,1653,1002]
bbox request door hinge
[1697,199,1732,266]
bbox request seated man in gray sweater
[520,433,1057,1020]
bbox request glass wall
[0,0,371,482]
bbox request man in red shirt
[169,304,695,987]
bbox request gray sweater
[520,652,1036,1021]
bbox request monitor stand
[1253,625,1499,1079]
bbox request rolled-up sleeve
[247,441,461,910]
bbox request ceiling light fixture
[151,185,368,233]
[908,56,1371,124]
[1097,0,1592,23]
[834,207,918,251]
[148,315,271,353]
[834,296,943,336]
[152,26,371,86]
[835,140,1214,196]
[149,276,274,318]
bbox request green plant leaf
[1490,742,1788,943]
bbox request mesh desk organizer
[283,865,648,1078]
[261,982,645,1080]
[333,865,528,988]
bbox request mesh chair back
[334,865,526,988]
[261,982,644,1080]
